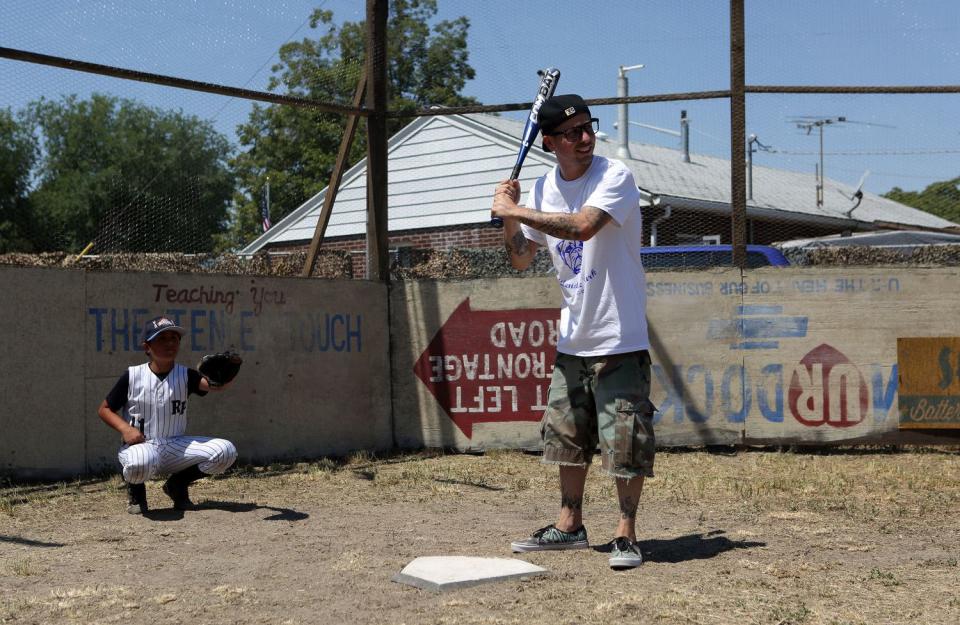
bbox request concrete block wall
[1,266,391,480]
[2,268,88,476]
[3,264,959,480]
[391,266,960,451]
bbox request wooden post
[365,0,389,281]
[729,0,747,269]
[301,72,367,277]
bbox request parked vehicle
[640,244,790,269]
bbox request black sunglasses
[546,118,599,142]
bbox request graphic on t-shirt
[556,240,583,275]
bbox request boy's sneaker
[511,524,589,552]
[162,479,197,511]
[608,536,643,569]
[126,482,148,515]
[162,465,204,511]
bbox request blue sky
[1,0,958,195]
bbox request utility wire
[755,146,960,156]
[209,5,321,124]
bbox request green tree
[0,107,38,252]
[884,178,960,225]
[224,0,476,250]
[27,94,234,253]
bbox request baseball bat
[490,67,561,228]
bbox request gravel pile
[6,244,959,280]
[0,250,353,278]
[391,247,554,279]
[785,245,960,266]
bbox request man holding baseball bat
[491,94,654,570]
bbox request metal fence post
[730,0,747,269]
[365,0,389,281]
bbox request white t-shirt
[521,156,649,356]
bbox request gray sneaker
[608,536,643,569]
[511,524,589,552]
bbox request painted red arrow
[413,298,560,438]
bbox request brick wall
[270,223,505,278]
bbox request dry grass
[1,447,958,625]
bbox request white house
[241,112,957,262]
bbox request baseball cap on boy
[539,94,592,151]
[143,316,186,343]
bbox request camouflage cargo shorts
[540,350,655,479]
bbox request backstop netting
[1,1,957,270]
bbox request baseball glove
[197,351,243,387]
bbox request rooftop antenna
[791,116,846,207]
[788,115,893,208]
[616,64,644,159]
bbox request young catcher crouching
[97,316,239,514]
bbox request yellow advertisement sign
[897,337,960,429]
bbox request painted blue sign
[88,308,363,353]
[708,305,809,350]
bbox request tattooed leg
[561,492,583,512]
[556,465,588,532]
[615,476,645,540]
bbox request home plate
[393,556,548,591]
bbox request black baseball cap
[540,94,592,151]
[142,316,186,343]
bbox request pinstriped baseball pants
[118,436,237,484]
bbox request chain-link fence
[2,1,958,273]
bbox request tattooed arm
[492,179,612,270]
[512,206,611,241]
[492,179,539,271]
[504,226,538,271]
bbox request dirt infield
[1,448,958,625]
